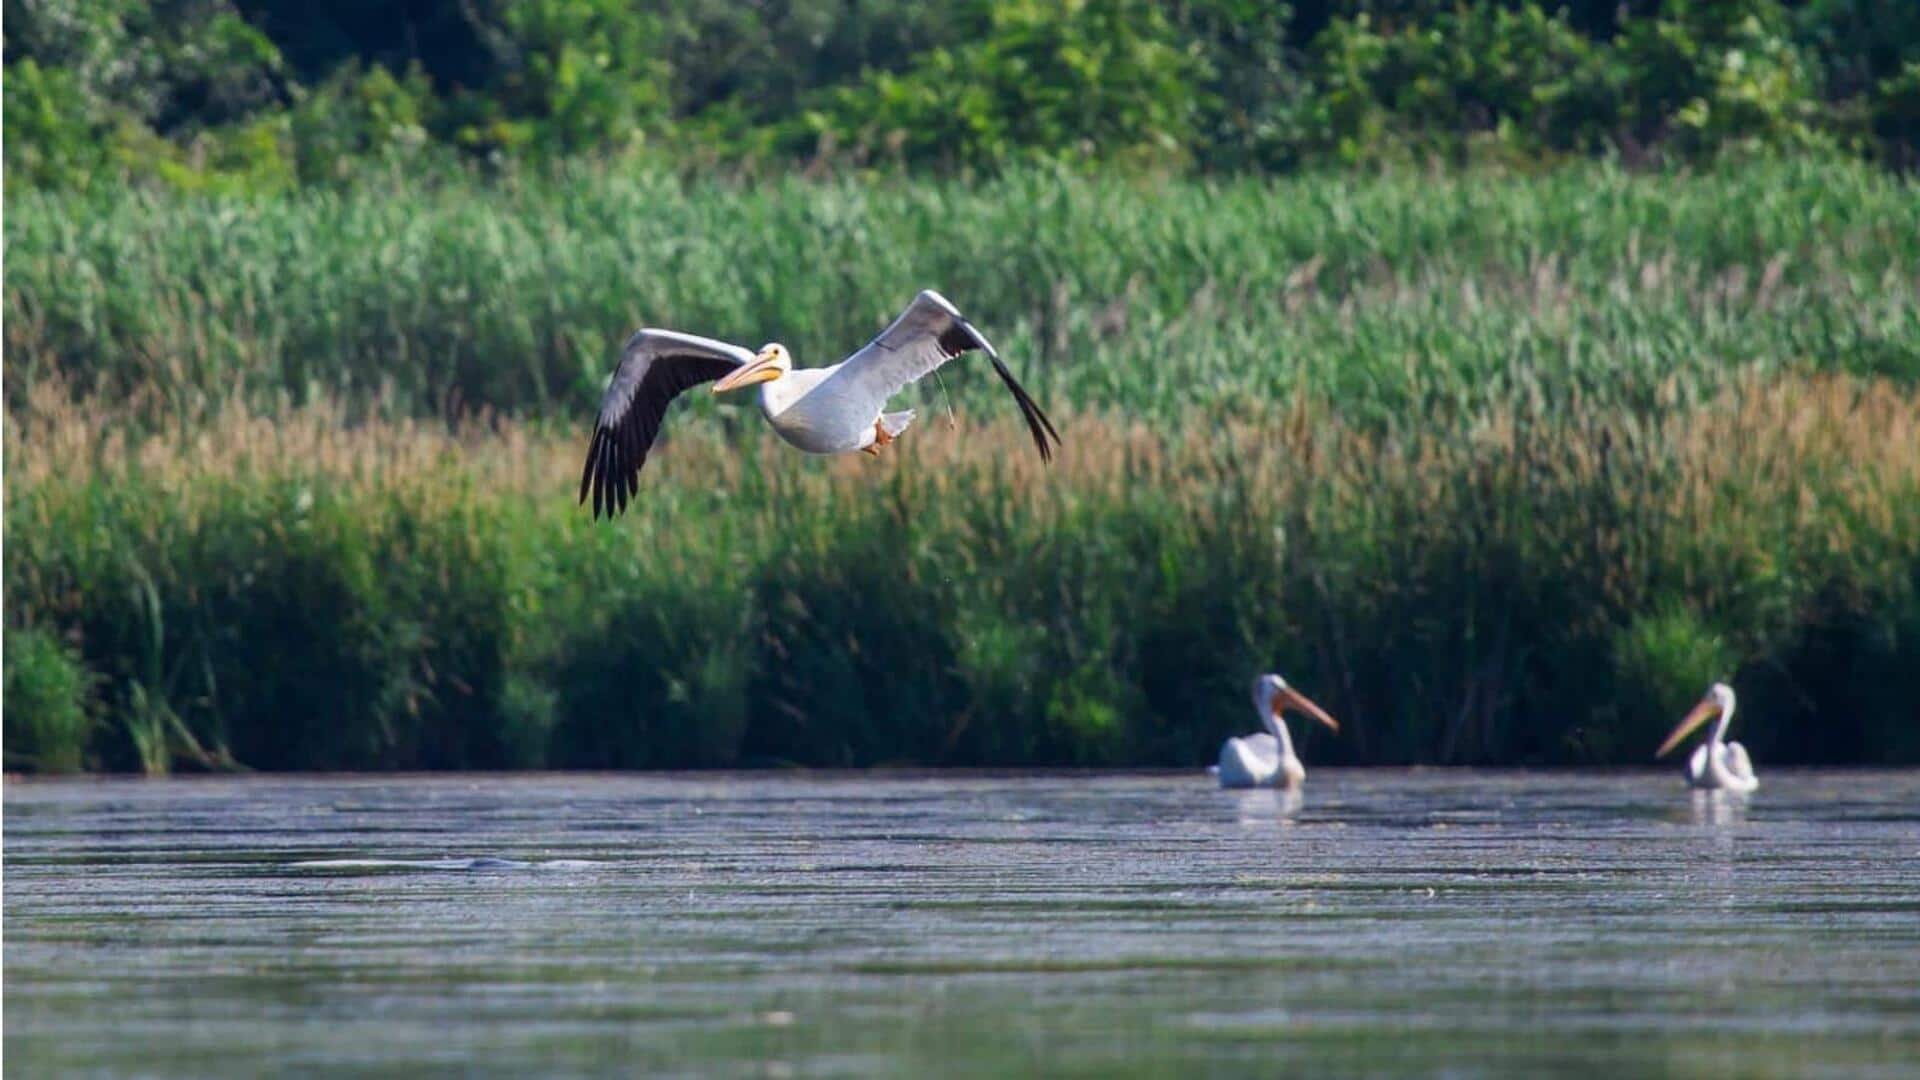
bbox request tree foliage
[5,1,1919,185]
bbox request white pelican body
[579,290,1058,516]
[1657,682,1757,792]
[1217,732,1302,790]
[1216,674,1339,790]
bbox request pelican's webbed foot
[861,418,897,457]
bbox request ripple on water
[5,769,1920,1078]
[288,857,611,873]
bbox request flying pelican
[578,290,1059,517]
[1215,674,1340,790]
[1656,682,1757,792]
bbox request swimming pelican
[1656,682,1757,792]
[579,290,1059,517]
[1215,674,1339,789]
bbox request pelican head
[712,343,791,394]
[1251,673,1339,738]
[1656,681,1736,758]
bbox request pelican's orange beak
[1656,697,1720,758]
[1275,687,1339,734]
[712,350,783,395]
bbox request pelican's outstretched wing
[580,329,755,518]
[839,290,1060,461]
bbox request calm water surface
[6,770,1919,1076]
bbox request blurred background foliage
[7,0,1920,189]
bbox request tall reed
[8,160,1918,425]
[9,370,1917,772]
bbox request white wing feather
[836,290,1059,460]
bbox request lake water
[6,771,1919,1076]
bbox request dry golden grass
[12,372,1918,534]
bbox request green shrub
[1604,609,1738,762]
[1871,61,1920,168]
[1312,5,1597,164]
[544,562,756,769]
[3,59,118,190]
[285,63,435,184]
[794,0,1204,170]
[1665,9,1827,157]
[7,0,1920,186]
[7,462,523,772]
[440,0,672,158]
[4,627,97,773]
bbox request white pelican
[579,290,1059,516]
[1656,682,1757,792]
[1215,674,1340,790]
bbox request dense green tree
[6,0,1920,186]
[794,0,1204,169]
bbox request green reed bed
[8,159,1919,426]
[8,371,1917,774]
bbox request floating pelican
[1215,674,1339,789]
[579,290,1059,516]
[1656,682,1757,792]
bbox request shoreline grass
[8,160,1918,773]
[9,369,1917,773]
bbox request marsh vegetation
[8,164,1918,772]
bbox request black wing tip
[930,315,1056,460]
[983,351,1060,464]
[1022,391,1058,464]
[942,318,998,360]
[938,313,1060,464]
[580,423,636,520]
[1031,409,1060,464]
